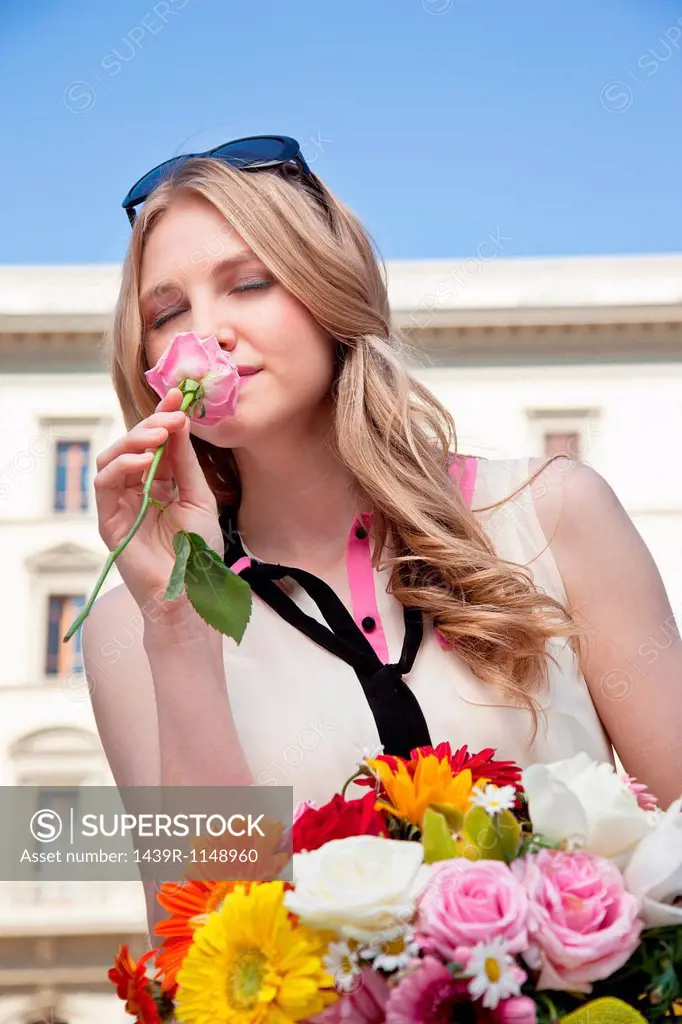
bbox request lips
[237,367,261,377]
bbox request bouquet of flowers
[108,746,682,1024]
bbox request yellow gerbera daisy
[366,754,479,828]
[174,880,338,1024]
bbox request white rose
[522,752,654,867]
[623,797,682,926]
[284,835,428,942]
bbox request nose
[215,329,237,353]
[193,320,237,351]
[191,293,238,351]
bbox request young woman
[83,134,682,850]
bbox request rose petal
[145,331,212,394]
[522,764,589,845]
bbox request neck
[230,430,373,566]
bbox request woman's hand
[94,387,225,613]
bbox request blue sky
[2,0,681,264]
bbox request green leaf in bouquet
[183,533,252,643]
[463,805,506,861]
[497,808,522,860]
[422,807,457,864]
[164,531,192,602]
[429,802,464,833]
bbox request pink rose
[416,859,530,960]
[145,331,240,426]
[512,849,642,993]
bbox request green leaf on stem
[463,805,506,860]
[164,531,192,602]
[183,533,252,643]
[422,807,457,864]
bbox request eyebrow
[139,251,263,310]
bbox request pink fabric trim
[228,555,252,575]
[447,452,478,508]
[231,456,478,657]
[346,510,390,662]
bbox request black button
[355,526,368,540]
[361,616,376,632]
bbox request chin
[190,410,270,448]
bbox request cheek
[281,347,335,399]
[261,301,336,392]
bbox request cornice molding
[25,542,103,573]
[1,320,681,369]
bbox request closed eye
[234,279,272,294]
[148,280,272,331]
[151,308,183,330]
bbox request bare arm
[81,583,254,937]
[530,456,682,809]
[141,591,253,789]
[82,583,253,788]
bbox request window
[46,594,86,676]
[38,414,113,518]
[543,430,582,460]
[525,407,602,464]
[33,786,81,880]
[25,544,105,685]
[9,728,110,908]
[54,440,90,512]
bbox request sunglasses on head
[121,133,330,227]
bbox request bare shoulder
[526,455,619,550]
[82,582,160,788]
[526,454,648,621]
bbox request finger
[165,415,216,509]
[94,452,155,493]
[155,387,184,413]
[94,456,176,527]
[95,413,185,473]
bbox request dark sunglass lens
[127,156,189,204]
[211,137,294,169]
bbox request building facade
[0,253,680,1022]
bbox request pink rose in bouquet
[416,858,530,960]
[512,848,642,993]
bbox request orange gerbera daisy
[108,944,162,1023]
[153,815,292,994]
[365,753,481,829]
[154,878,239,993]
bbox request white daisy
[469,783,517,816]
[466,936,522,1009]
[324,940,363,993]
[360,926,420,972]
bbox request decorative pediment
[25,542,102,574]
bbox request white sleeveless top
[221,456,613,805]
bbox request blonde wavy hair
[109,156,584,741]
